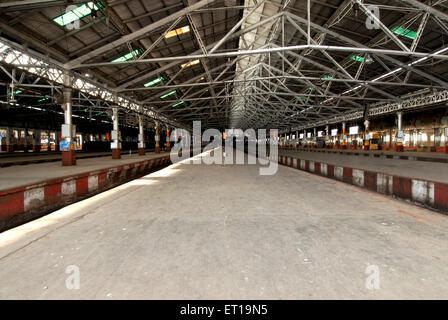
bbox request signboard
[349,126,359,135]
[60,141,70,151]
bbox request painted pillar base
[138,148,145,156]
[155,146,160,153]
[395,145,404,152]
[62,150,76,166]
[444,146,448,154]
[112,148,121,159]
[33,145,41,152]
[6,145,14,153]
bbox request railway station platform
[277,149,448,214]
[0,152,172,232]
[0,149,155,168]
[0,149,447,299]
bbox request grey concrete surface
[0,152,170,191]
[0,149,447,299]
[280,149,448,184]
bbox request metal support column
[165,127,171,152]
[364,120,370,151]
[111,106,121,159]
[155,121,160,153]
[138,115,145,156]
[61,74,76,165]
[396,112,404,152]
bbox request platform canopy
[1,0,448,131]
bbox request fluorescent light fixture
[181,59,199,68]
[53,2,102,27]
[391,26,417,40]
[37,97,50,102]
[172,101,185,108]
[165,26,191,39]
[160,90,176,99]
[8,90,22,95]
[144,77,164,87]
[322,75,334,79]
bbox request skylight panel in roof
[111,49,142,63]
[144,77,165,87]
[165,26,191,39]
[390,26,417,39]
[53,2,102,27]
[181,59,200,68]
[349,55,365,62]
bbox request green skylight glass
[111,49,142,63]
[172,101,185,108]
[37,97,50,102]
[53,2,102,27]
[160,90,176,99]
[391,26,417,39]
[349,55,364,62]
[322,75,334,79]
[8,90,22,95]
[144,77,165,87]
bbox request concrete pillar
[396,112,404,152]
[138,115,145,156]
[61,86,76,166]
[155,121,160,153]
[111,106,121,159]
[325,125,329,148]
[165,127,171,152]
[364,120,370,151]
[33,130,41,152]
[342,122,347,149]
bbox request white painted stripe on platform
[334,166,344,180]
[24,187,45,211]
[309,161,315,172]
[62,180,76,197]
[411,180,435,206]
[352,169,364,187]
[321,163,327,176]
[88,175,99,192]
[377,173,393,195]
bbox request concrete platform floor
[279,149,448,184]
[0,149,447,299]
[0,152,170,191]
